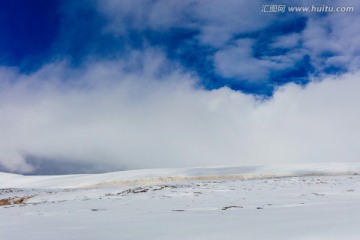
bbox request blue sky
[0,0,360,174]
[2,0,355,95]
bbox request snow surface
[1,164,360,239]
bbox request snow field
[1,173,360,239]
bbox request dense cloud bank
[0,56,359,173]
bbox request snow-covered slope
[1,163,360,189]
[1,164,360,240]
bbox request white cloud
[271,33,301,49]
[301,1,360,72]
[214,39,305,82]
[0,53,359,173]
[190,0,272,47]
[91,0,360,83]
[96,0,272,47]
